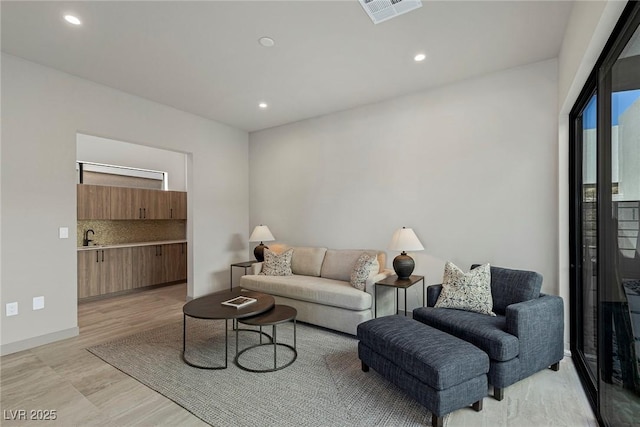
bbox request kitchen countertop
[77,239,187,251]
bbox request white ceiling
[1,1,574,132]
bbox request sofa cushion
[240,274,372,311]
[321,249,380,282]
[413,307,519,362]
[291,247,327,277]
[472,264,543,315]
[435,262,495,316]
[260,248,293,276]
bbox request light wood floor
[1,283,597,426]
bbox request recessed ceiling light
[258,37,275,47]
[414,53,426,62]
[64,15,82,25]
[258,102,268,109]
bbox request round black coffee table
[182,289,274,369]
[234,305,298,372]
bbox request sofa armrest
[505,294,564,375]
[365,268,395,317]
[249,262,263,275]
[427,284,443,307]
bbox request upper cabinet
[78,184,186,220]
[169,191,187,219]
[78,185,111,220]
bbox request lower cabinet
[78,247,133,298]
[79,242,187,300]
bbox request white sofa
[240,246,395,335]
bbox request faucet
[83,229,95,246]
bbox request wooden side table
[230,260,259,289]
[374,275,425,318]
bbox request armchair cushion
[413,307,519,362]
[472,265,542,315]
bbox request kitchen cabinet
[169,191,187,219]
[132,245,164,288]
[77,185,111,220]
[106,186,186,220]
[163,243,187,283]
[79,242,186,299]
[133,243,187,287]
[78,247,132,298]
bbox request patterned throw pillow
[260,248,293,276]
[350,253,376,291]
[435,262,495,316]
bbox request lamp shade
[389,227,424,252]
[249,225,275,243]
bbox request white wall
[0,54,249,354]
[76,133,187,192]
[250,60,559,315]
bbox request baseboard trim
[1,327,79,356]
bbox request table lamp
[249,225,275,261]
[389,227,424,279]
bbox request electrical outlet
[59,227,69,239]
[6,302,18,316]
[33,296,44,310]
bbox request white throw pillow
[435,262,495,316]
[350,253,376,291]
[260,248,293,276]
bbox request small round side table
[234,305,297,372]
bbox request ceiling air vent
[359,0,422,25]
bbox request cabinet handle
[159,245,163,256]
[170,208,173,219]
[102,250,105,262]
[139,208,142,219]
[96,251,99,263]
[144,208,146,219]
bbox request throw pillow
[259,248,293,276]
[350,253,376,291]
[435,261,495,316]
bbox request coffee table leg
[294,318,297,349]
[225,319,229,369]
[273,325,277,370]
[183,314,186,353]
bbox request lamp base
[254,243,269,262]
[393,252,415,279]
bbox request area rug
[87,319,442,427]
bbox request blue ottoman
[357,315,489,427]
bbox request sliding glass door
[570,2,640,425]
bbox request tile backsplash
[77,220,186,246]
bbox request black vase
[254,243,268,262]
[393,252,415,279]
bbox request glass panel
[582,95,598,379]
[601,24,640,425]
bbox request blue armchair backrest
[471,264,543,315]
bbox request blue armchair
[413,265,564,400]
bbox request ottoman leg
[550,362,560,371]
[432,414,443,427]
[472,399,483,411]
[494,387,504,401]
[361,361,369,372]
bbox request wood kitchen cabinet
[169,191,187,219]
[78,247,132,298]
[107,186,186,220]
[77,185,111,220]
[163,243,187,283]
[132,245,164,288]
[133,243,187,287]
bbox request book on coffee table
[221,296,257,309]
